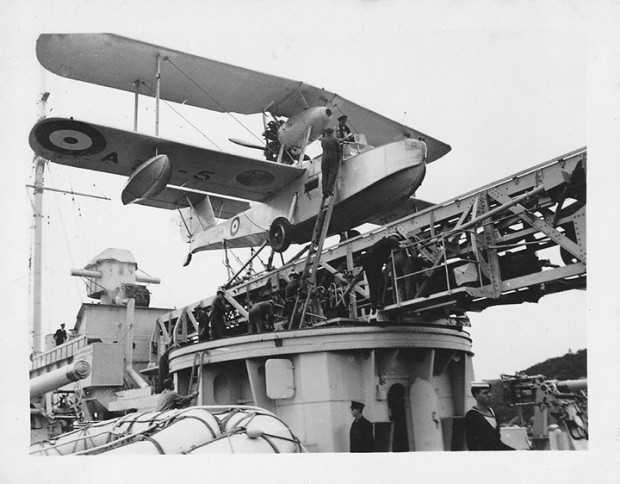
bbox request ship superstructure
[30,147,586,452]
[143,148,586,452]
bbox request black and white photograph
[2,0,618,482]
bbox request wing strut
[155,55,162,136]
[133,80,139,131]
[222,240,270,289]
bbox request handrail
[31,335,89,371]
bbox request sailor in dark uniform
[336,115,354,143]
[360,235,401,311]
[465,382,514,451]
[54,323,67,346]
[283,271,301,323]
[349,401,374,452]
[210,289,228,339]
[320,128,341,198]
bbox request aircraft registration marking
[101,152,119,163]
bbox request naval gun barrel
[136,275,161,284]
[70,269,160,284]
[30,360,91,398]
[554,379,587,393]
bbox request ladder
[188,352,204,404]
[288,160,341,329]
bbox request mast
[32,92,49,355]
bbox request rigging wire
[51,181,85,314]
[138,80,223,151]
[163,57,266,147]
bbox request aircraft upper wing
[36,34,451,163]
[29,117,305,204]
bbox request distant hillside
[489,348,587,424]
[522,348,587,380]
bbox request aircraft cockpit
[342,133,374,160]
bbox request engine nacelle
[278,106,332,148]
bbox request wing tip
[427,142,452,163]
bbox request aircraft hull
[190,138,427,251]
[292,163,426,244]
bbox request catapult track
[153,146,586,352]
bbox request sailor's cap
[471,381,491,390]
[350,401,365,410]
[338,115,348,122]
[216,288,225,295]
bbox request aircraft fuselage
[190,138,427,252]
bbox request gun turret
[30,360,91,397]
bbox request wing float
[29,117,303,214]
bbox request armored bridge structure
[146,147,586,452]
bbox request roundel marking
[49,130,93,151]
[235,170,275,187]
[230,216,241,236]
[36,119,107,156]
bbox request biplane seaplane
[29,34,451,261]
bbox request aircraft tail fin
[180,195,218,242]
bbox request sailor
[248,300,274,334]
[196,307,210,342]
[359,235,401,311]
[283,272,301,326]
[157,342,178,392]
[465,382,515,451]
[54,323,68,346]
[156,378,198,412]
[320,128,341,198]
[349,401,374,452]
[392,245,416,301]
[210,289,228,339]
[336,115,354,144]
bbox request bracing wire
[139,80,223,151]
[51,181,84,311]
[163,57,266,147]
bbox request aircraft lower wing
[135,186,250,215]
[29,117,304,203]
[36,34,451,163]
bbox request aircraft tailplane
[180,195,218,242]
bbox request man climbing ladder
[288,136,343,329]
[320,127,341,198]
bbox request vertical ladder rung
[289,158,342,329]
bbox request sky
[1,0,619,480]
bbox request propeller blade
[229,138,265,151]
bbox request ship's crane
[155,147,586,347]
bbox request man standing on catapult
[465,382,514,451]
